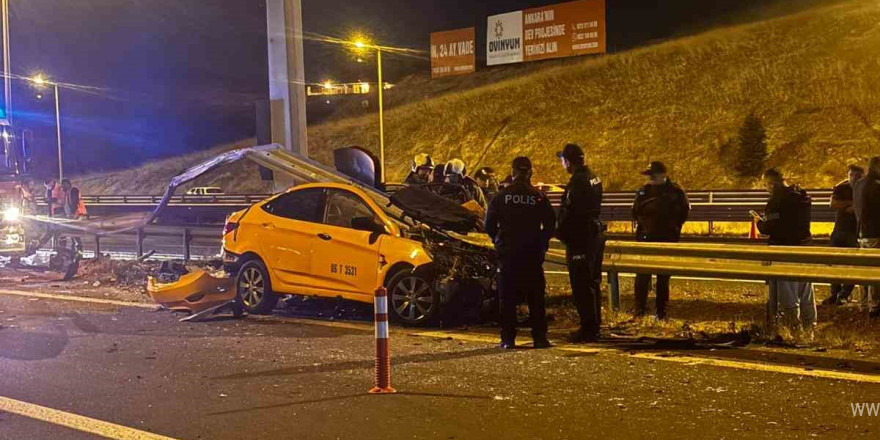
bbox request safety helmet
[445,158,466,176]
[411,153,435,173]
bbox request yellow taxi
[222,182,494,326]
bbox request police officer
[556,144,605,342]
[632,161,690,320]
[405,153,435,185]
[485,157,556,349]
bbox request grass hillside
[82,0,880,194]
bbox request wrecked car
[221,181,497,326]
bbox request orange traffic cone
[749,219,759,240]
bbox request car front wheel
[387,271,438,326]
[236,259,278,315]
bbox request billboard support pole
[266,0,308,157]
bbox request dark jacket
[556,165,603,251]
[447,175,487,210]
[485,179,556,258]
[404,172,429,185]
[64,186,81,218]
[858,173,880,239]
[757,184,812,246]
[633,180,690,242]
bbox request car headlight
[3,207,21,223]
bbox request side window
[262,188,324,223]
[324,190,377,229]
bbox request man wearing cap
[485,157,556,349]
[556,144,605,342]
[632,161,690,320]
[473,167,500,201]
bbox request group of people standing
[42,178,87,219]
[405,147,880,347]
[752,158,880,334]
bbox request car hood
[389,185,483,235]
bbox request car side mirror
[352,216,386,235]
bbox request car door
[309,189,383,298]
[256,187,325,291]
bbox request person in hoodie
[755,168,816,332]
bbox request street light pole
[376,48,385,184]
[53,84,62,181]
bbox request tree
[735,112,768,177]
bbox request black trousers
[567,233,606,336]
[830,230,858,301]
[499,253,547,343]
[634,274,670,317]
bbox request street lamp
[350,37,386,184]
[31,74,63,181]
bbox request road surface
[0,291,878,439]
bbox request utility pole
[266,0,308,157]
[2,0,11,126]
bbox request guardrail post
[707,192,714,235]
[183,228,192,261]
[136,228,145,258]
[94,235,102,259]
[766,279,778,330]
[608,272,620,311]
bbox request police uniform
[632,178,690,318]
[556,164,604,339]
[485,167,556,347]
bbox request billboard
[430,27,476,78]
[486,11,523,66]
[487,0,605,66]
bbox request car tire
[236,259,278,315]
[387,270,439,327]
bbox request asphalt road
[1,292,879,439]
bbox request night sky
[7,0,816,177]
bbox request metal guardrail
[36,189,836,222]
[545,241,880,319]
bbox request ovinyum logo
[851,403,880,416]
[489,20,521,54]
[494,20,504,39]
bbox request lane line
[3,289,877,384]
[0,289,156,309]
[415,330,880,384]
[0,396,179,440]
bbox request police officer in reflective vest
[556,144,605,342]
[486,157,556,349]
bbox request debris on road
[147,263,235,316]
